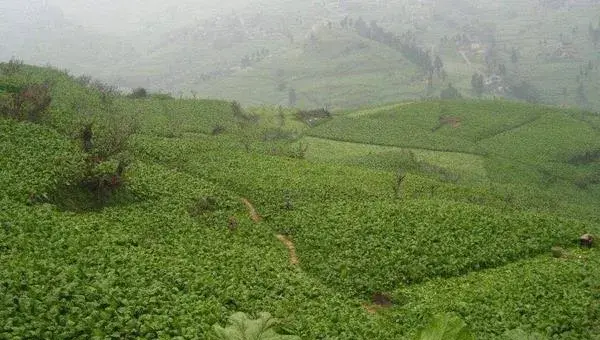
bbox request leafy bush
[150,92,174,100]
[0,83,52,122]
[79,158,126,203]
[74,74,92,87]
[212,125,227,135]
[440,84,462,100]
[73,114,138,205]
[188,196,218,217]
[128,87,148,99]
[510,81,540,103]
[0,58,24,76]
[90,80,118,105]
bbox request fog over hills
[4,0,600,109]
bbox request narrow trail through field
[275,234,300,266]
[240,197,300,266]
[241,198,261,223]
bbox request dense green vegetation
[1,64,599,339]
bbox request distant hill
[0,2,139,77]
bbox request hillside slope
[0,64,598,339]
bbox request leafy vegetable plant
[213,312,300,340]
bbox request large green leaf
[415,313,475,340]
[213,312,300,340]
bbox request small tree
[434,55,444,76]
[511,81,539,103]
[471,73,484,97]
[231,100,244,118]
[77,113,138,204]
[288,88,297,107]
[511,47,519,63]
[576,82,588,107]
[395,169,407,199]
[440,83,461,99]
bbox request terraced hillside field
[1,64,599,339]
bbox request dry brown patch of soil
[362,292,394,314]
[440,116,462,128]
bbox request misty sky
[2,0,256,33]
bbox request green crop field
[1,63,599,339]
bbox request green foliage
[415,313,474,340]
[1,64,599,339]
[0,58,24,76]
[212,312,300,340]
[188,196,219,217]
[502,329,547,340]
[0,119,85,203]
[394,253,600,339]
[150,92,174,100]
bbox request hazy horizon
[3,0,600,110]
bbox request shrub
[440,83,462,99]
[231,100,244,118]
[510,81,540,103]
[295,108,331,126]
[90,80,118,106]
[75,74,92,87]
[128,87,148,99]
[151,92,174,100]
[0,58,24,76]
[287,142,308,159]
[74,115,138,205]
[212,125,226,135]
[188,196,219,217]
[79,159,126,203]
[0,83,52,122]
